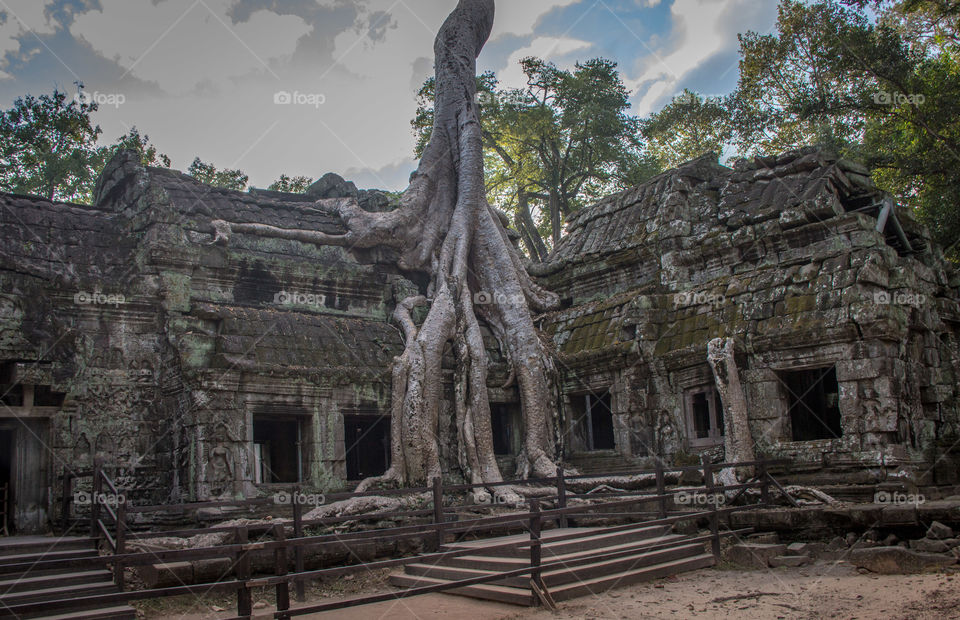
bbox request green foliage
[641,90,732,168]
[0,89,103,202]
[268,174,314,193]
[413,58,655,261]
[730,0,960,259]
[106,127,171,168]
[187,158,249,191]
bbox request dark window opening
[344,415,390,481]
[571,392,615,451]
[685,386,725,448]
[491,404,521,455]
[780,366,843,441]
[253,417,303,483]
[0,385,22,407]
[1,429,13,534]
[33,385,65,407]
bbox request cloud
[627,0,775,115]
[489,0,581,41]
[0,1,59,72]
[69,0,311,93]
[496,36,592,89]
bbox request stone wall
[538,148,960,482]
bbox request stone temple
[0,147,957,533]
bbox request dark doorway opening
[253,417,302,483]
[571,392,615,451]
[490,404,521,455]
[344,415,390,481]
[780,366,843,441]
[0,428,13,534]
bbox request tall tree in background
[0,89,103,202]
[414,57,652,262]
[269,174,313,193]
[187,158,249,191]
[106,127,172,169]
[730,0,960,258]
[640,90,732,168]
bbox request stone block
[849,546,957,574]
[139,561,194,588]
[927,521,955,540]
[726,543,788,568]
[770,554,810,568]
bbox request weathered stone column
[707,338,755,480]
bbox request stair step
[0,537,95,557]
[550,553,716,602]
[389,573,534,606]
[0,549,97,573]
[0,581,117,605]
[21,604,137,620]
[445,524,671,558]
[441,534,688,572]
[0,569,113,594]
[404,542,704,588]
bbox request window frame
[683,385,725,449]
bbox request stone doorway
[343,415,390,481]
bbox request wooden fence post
[528,499,543,603]
[703,462,721,560]
[273,523,290,619]
[432,477,444,551]
[292,486,305,602]
[655,459,667,519]
[759,460,771,506]
[90,462,102,539]
[556,465,568,529]
[235,526,252,618]
[114,498,126,590]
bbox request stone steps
[0,536,135,620]
[390,524,715,606]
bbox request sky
[0,0,779,191]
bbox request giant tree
[210,0,564,495]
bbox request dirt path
[141,561,960,619]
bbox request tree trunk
[516,191,548,262]
[207,0,564,495]
[707,338,755,481]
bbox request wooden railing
[87,464,128,589]
[24,459,795,619]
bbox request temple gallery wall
[0,147,957,533]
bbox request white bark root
[708,338,756,481]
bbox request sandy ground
[142,561,960,620]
